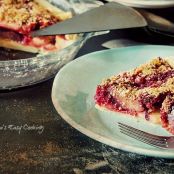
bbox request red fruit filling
[95,85,127,112]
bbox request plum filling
[0,27,58,51]
[131,70,174,88]
[160,95,174,134]
[0,28,23,42]
[138,92,168,121]
[95,85,124,111]
[95,85,138,115]
[139,92,167,110]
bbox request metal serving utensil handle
[138,9,174,35]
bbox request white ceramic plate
[52,45,174,158]
[106,0,174,8]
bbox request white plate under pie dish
[106,0,174,8]
[52,45,174,158]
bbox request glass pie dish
[0,0,103,90]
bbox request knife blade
[31,2,147,37]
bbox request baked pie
[0,0,76,53]
[94,57,174,134]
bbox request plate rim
[107,0,174,8]
[52,45,174,158]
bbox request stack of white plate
[106,0,174,8]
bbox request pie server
[31,2,147,37]
[137,9,174,37]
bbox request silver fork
[118,122,174,149]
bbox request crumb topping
[132,57,172,76]
[0,0,71,34]
[100,57,174,101]
[139,77,174,97]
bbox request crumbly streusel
[0,0,70,33]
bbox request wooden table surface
[1,6,174,174]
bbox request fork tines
[118,122,168,149]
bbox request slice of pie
[0,0,76,53]
[94,57,174,134]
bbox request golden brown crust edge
[95,104,161,124]
[0,38,39,53]
[164,57,174,69]
[0,37,76,53]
